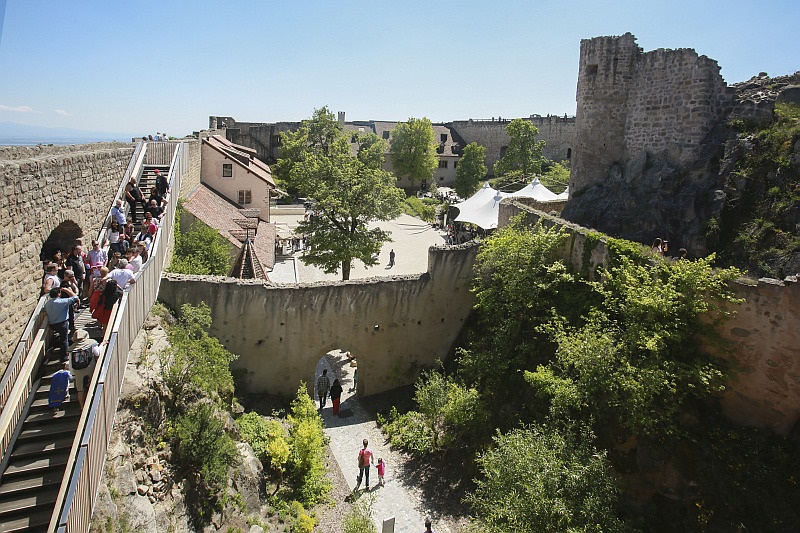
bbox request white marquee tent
[452,179,568,230]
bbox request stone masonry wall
[451,116,575,175]
[500,198,800,435]
[0,143,136,367]
[180,138,202,197]
[570,33,734,193]
[158,244,478,399]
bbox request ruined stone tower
[565,33,736,254]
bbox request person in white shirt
[108,260,136,288]
[128,248,143,273]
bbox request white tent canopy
[453,179,567,230]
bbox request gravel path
[314,351,469,533]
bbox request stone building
[207,112,576,189]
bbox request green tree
[175,403,240,521]
[287,384,331,505]
[278,107,404,280]
[159,303,239,409]
[170,204,232,275]
[455,142,487,199]
[389,117,438,188]
[493,118,546,180]
[466,425,624,532]
[343,494,378,533]
[541,161,570,194]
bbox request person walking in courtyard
[316,369,331,409]
[422,518,434,532]
[377,457,386,487]
[329,378,343,415]
[389,248,395,268]
[355,438,375,491]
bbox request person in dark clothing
[330,379,343,415]
[154,169,169,197]
[389,249,395,268]
[65,245,86,298]
[125,177,146,223]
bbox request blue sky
[0,0,797,138]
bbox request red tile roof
[183,184,276,272]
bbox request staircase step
[0,469,64,497]
[24,406,80,425]
[29,396,75,410]
[0,486,58,517]
[11,435,75,460]
[17,419,77,442]
[0,510,51,533]
[2,450,69,479]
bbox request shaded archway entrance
[40,220,84,262]
[313,349,360,419]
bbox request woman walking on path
[329,378,343,415]
[355,438,374,491]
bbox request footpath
[316,353,457,533]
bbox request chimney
[338,111,345,127]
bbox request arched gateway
[159,244,478,398]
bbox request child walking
[377,457,386,486]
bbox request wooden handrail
[0,329,44,457]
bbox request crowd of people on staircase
[41,169,170,383]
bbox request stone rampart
[158,244,479,398]
[180,138,202,197]
[451,116,575,174]
[0,143,136,366]
[501,199,800,435]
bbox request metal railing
[50,141,185,532]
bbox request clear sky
[0,0,797,138]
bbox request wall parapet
[158,243,479,398]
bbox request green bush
[466,424,624,533]
[160,303,239,409]
[287,384,331,505]
[343,494,378,533]
[402,196,437,222]
[175,403,240,498]
[237,412,290,494]
[170,203,233,275]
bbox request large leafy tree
[466,425,624,533]
[493,118,546,180]
[454,142,487,199]
[389,117,438,188]
[278,107,404,280]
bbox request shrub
[170,203,232,275]
[343,493,378,533]
[237,412,290,494]
[287,384,331,505]
[175,403,240,498]
[466,424,624,532]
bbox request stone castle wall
[570,33,733,193]
[211,115,576,176]
[501,198,800,435]
[0,143,136,366]
[158,244,478,399]
[180,138,202,197]
[451,116,575,174]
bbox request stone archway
[312,349,359,417]
[40,219,84,262]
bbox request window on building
[586,64,598,76]
[566,148,572,159]
[500,146,508,158]
[272,135,282,146]
[453,161,458,168]
[238,190,252,205]
[382,130,390,139]
[439,176,445,181]
[438,160,448,169]
[440,133,448,142]
[222,163,233,178]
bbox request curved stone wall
[158,244,478,398]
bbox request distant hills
[0,121,136,144]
